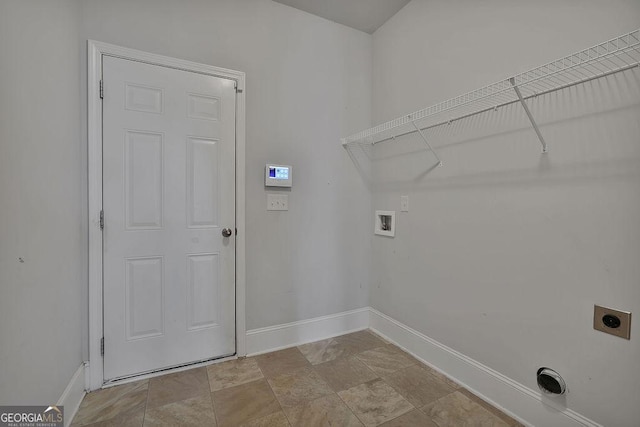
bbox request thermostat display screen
[269,167,289,180]
[265,164,292,187]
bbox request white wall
[9,2,636,423]
[79,0,372,330]
[0,0,83,404]
[0,0,372,404]
[371,1,640,426]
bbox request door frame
[87,40,246,391]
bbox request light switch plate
[267,193,288,211]
[401,196,409,212]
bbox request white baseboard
[368,308,601,427]
[245,307,369,356]
[57,364,86,427]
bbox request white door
[102,56,236,380]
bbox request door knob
[222,228,233,237]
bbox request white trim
[58,364,86,427]
[235,72,247,358]
[245,308,370,356]
[368,308,602,427]
[87,40,103,393]
[100,354,238,389]
[87,40,246,391]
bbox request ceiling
[272,0,411,34]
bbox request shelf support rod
[411,120,442,166]
[510,77,548,153]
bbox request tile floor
[72,330,523,426]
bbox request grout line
[335,389,367,426]
[205,365,219,427]
[265,375,291,426]
[140,383,149,427]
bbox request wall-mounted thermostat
[265,164,292,187]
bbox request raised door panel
[186,137,219,228]
[186,254,220,331]
[125,130,163,230]
[125,257,164,340]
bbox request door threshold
[101,353,237,389]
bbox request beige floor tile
[355,346,416,376]
[72,380,148,426]
[71,334,521,427]
[314,356,378,392]
[338,379,414,427]
[378,409,438,427]
[384,345,420,363]
[256,347,310,378]
[420,366,461,390]
[143,394,216,426]
[238,411,291,427]
[367,330,391,344]
[284,394,363,427]
[422,391,510,427]
[207,358,264,392]
[147,367,209,409]
[298,338,353,365]
[382,364,455,408]
[334,330,386,354]
[268,367,334,408]
[77,411,145,427]
[212,379,281,427]
[457,389,521,426]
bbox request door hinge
[100,337,104,356]
[234,82,243,93]
[99,210,104,230]
[99,80,104,99]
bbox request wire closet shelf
[341,29,640,159]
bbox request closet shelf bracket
[411,119,442,166]
[510,77,548,153]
